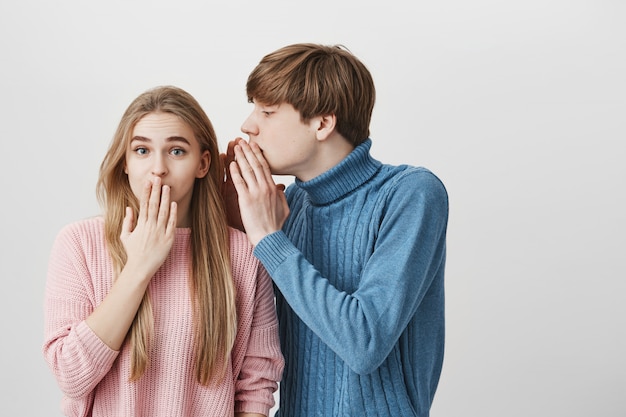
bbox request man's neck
[297,134,354,182]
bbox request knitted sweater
[43,217,284,417]
[253,139,448,417]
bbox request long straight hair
[96,86,236,385]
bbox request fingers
[232,140,273,189]
[121,206,134,238]
[166,201,177,234]
[148,177,164,219]
[226,138,238,162]
[136,177,175,229]
[224,138,244,165]
[248,141,272,177]
[156,182,171,226]
[121,178,177,278]
[221,138,245,189]
[138,179,152,222]
[229,158,248,195]
[232,145,256,186]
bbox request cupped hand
[229,140,289,246]
[120,177,178,280]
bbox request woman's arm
[233,260,284,416]
[86,179,177,350]
[43,179,178,398]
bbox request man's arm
[254,175,448,375]
[230,139,448,375]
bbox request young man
[224,43,449,417]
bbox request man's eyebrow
[131,136,191,145]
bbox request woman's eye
[135,147,148,155]
[171,148,186,156]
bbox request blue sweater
[254,139,448,417]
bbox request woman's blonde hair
[96,85,236,385]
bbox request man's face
[240,101,321,180]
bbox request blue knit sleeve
[254,169,449,375]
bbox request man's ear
[315,114,337,141]
[196,150,211,178]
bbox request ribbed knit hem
[76,320,119,364]
[253,231,299,275]
[234,400,272,416]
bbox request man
[223,43,449,417]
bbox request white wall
[1,1,624,416]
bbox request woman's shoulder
[50,216,107,263]
[227,227,256,261]
[227,227,264,288]
[55,216,105,240]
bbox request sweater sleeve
[254,170,448,375]
[233,246,284,415]
[42,222,119,399]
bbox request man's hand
[229,140,289,246]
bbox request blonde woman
[43,86,283,417]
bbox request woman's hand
[121,177,177,280]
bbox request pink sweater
[43,217,284,417]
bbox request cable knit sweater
[253,139,448,417]
[43,217,284,417]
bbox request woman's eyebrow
[131,136,191,145]
[166,136,191,144]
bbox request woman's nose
[151,155,168,176]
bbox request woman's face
[125,112,210,227]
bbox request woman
[43,86,283,417]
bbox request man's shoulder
[375,164,449,211]
[379,164,446,190]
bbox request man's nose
[241,113,258,136]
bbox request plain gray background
[1,1,624,416]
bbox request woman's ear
[196,150,211,178]
[315,114,337,141]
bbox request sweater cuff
[234,400,272,416]
[76,321,119,359]
[253,231,299,275]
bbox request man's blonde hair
[246,43,376,146]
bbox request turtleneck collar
[294,139,381,205]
